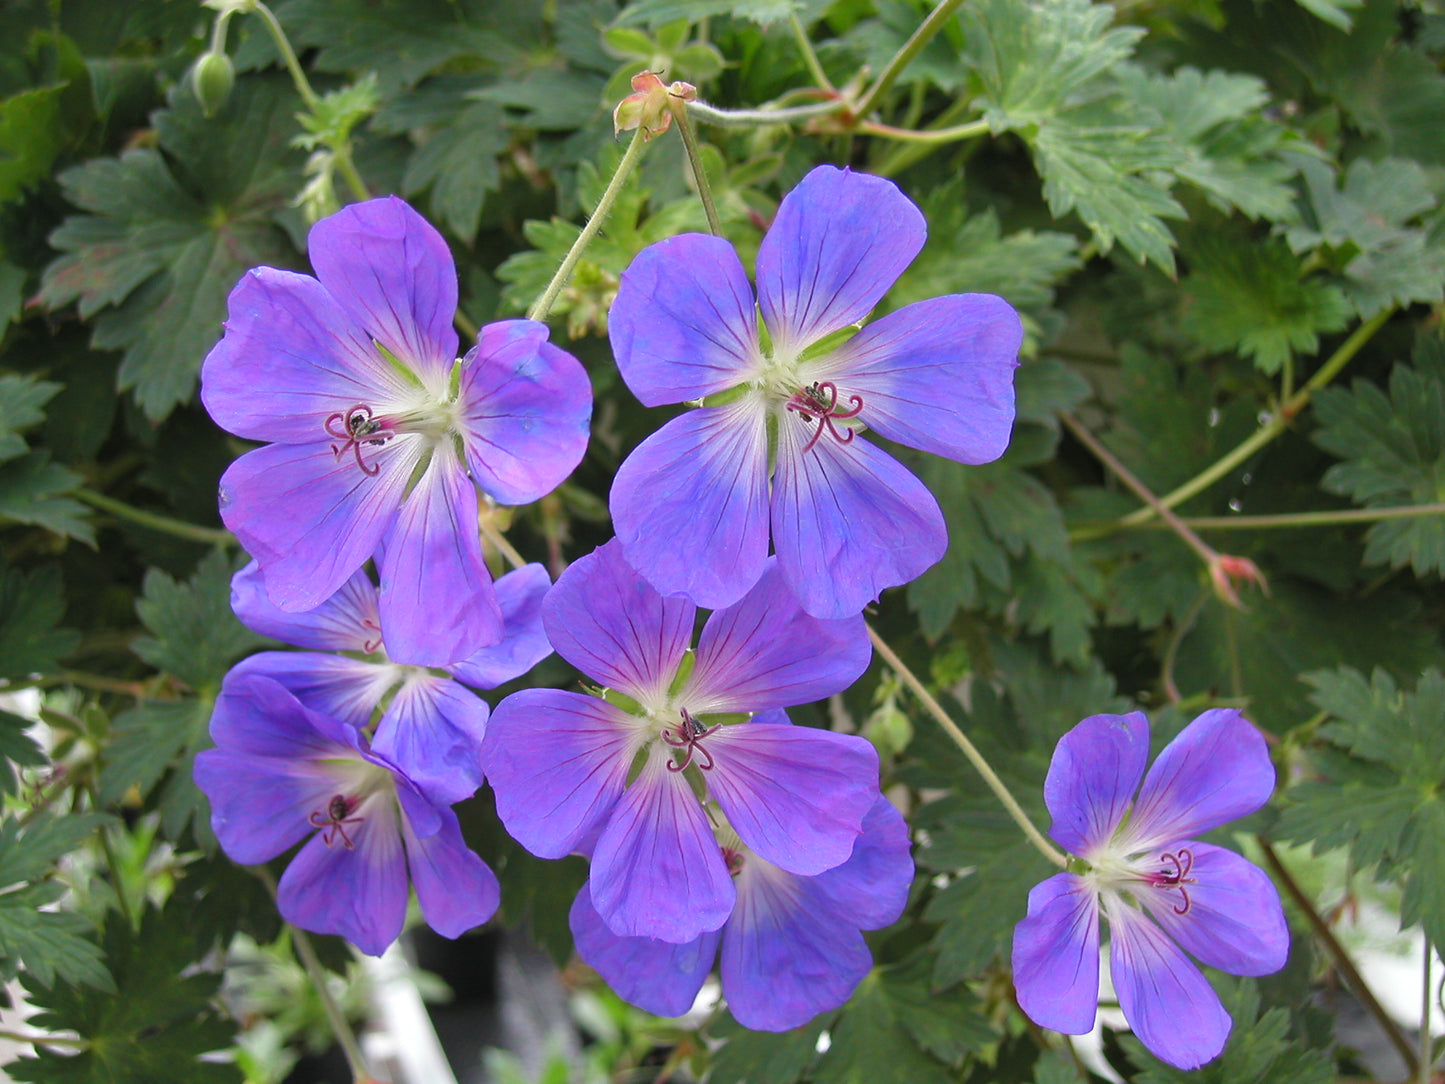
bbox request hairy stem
[854,0,967,119]
[668,94,722,236]
[867,624,1066,869]
[73,488,235,546]
[1256,838,1421,1078]
[686,97,844,128]
[527,131,648,322]
[858,117,989,144]
[1119,308,1393,527]
[789,11,834,91]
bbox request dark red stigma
[1149,848,1198,914]
[785,381,864,453]
[324,404,395,475]
[660,708,720,772]
[309,794,363,849]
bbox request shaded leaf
[0,452,94,543]
[0,564,79,681]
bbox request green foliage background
[0,0,1443,1080]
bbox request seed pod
[191,51,235,118]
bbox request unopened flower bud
[191,51,235,118]
[612,71,697,140]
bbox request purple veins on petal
[755,165,926,350]
[540,540,696,702]
[231,561,381,653]
[372,673,490,806]
[771,420,947,619]
[402,806,501,939]
[449,562,554,689]
[610,233,763,407]
[1011,873,1101,1036]
[611,401,771,612]
[226,651,395,731]
[1043,711,1150,857]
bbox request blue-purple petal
[372,674,489,806]
[704,724,878,876]
[449,563,553,688]
[755,166,925,351]
[570,887,719,1018]
[277,796,410,957]
[201,267,409,443]
[610,233,762,406]
[1138,842,1288,977]
[810,796,914,930]
[195,748,334,865]
[589,756,735,943]
[375,452,502,667]
[218,438,414,613]
[612,401,772,612]
[1108,902,1232,1070]
[682,561,869,713]
[818,294,1020,464]
[458,320,592,505]
[308,196,459,385]
[1126,708,1275,852]
[1044,712,1150,857]
[771,425,946,619]
[721,860,871,1031]
[481,689,637,859]
[402,806,500,939]
[1011,873,1101,1035]
[540,541,695,702]
[231,561,380,653]
[227,651,394,731]
[210,668,365,757]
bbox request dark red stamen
[785,381,864,453]
[324,404,395,476]
[309,794,363,849]
[722,847,745,877]
[1151,848,1197,914]
[360,617,383,654]
[660,708,719,772]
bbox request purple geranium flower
[1012,709,1288,1069]
[482,539,880,944]
[194,669,499,956]
[572,795,913,1031]
[607,165,1022,618]
[202,196,591,666]
[228,559,551,805]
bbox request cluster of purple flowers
[195,167,1285,1060]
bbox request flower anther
[784,381,864,452]
[323,403,396,475]
[660,707,720,772]
[1151,848,1197,915]
[309,793,364,849]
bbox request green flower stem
[858,117,989,144]
[0,1029,87,1050]
[73,488,235,547]
[789,11,834,92]
[667,95,722,237]
[685,97,844,128]
[527,131,649,323]
[1256,838,1421,1079]
[332,145,371,203]
[477,512,526,571]
[1059,412,1221,571]
[866,623,1067,869]
[1119,307,1393,527]
[870,95,978,177]
[92,785,136,929]
[253,1,319,111]
[853,0,968,120]
[1070,502,1445,542]
[1420,949,1432,1084]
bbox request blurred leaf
[38,78,302,421]
[0,709,45,794]
[0,373,61,463]
[707,1015,824,1084]
[0,564,79,681]
[13,903,240,1083]
[130,549,269,692]
[1312,338,1445,576]
[1181,234,1351,375]
[97,699,209,810]
[0,452,94,543]
[613,0,827,27]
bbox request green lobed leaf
[1311,338,1445,577]
[38,78,303,421]
[130,549,270,692]
[0,372,61,464]
[1180,233,1351,375]
[0,884,112,994]
[0,709,46,794]
[0,563,80,680]
[0,451,94,544]
[12,902,240,1083]
[706,1015,825,1084]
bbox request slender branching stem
[1071,502,1445,541]
[854,0,967,119]
[1256,838,1421,1078]
[1421,946,1434,1084]
[685,97,844,128]
[253,1,319,111]
[527,131,649,323]
[1119,308,1393,527]
[858,117,989,144]
[789,11,834,92]
[73,488,235,546]
[866,624,1067,869]
[477,513,526,572]
[668,95,722,236]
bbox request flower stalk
[73,488,235,546]
[853,0,968,119]
[667,91,722,237]
[865,623,1066,869]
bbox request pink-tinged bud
[1208,553,1269,609]
[612,71,697,140]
